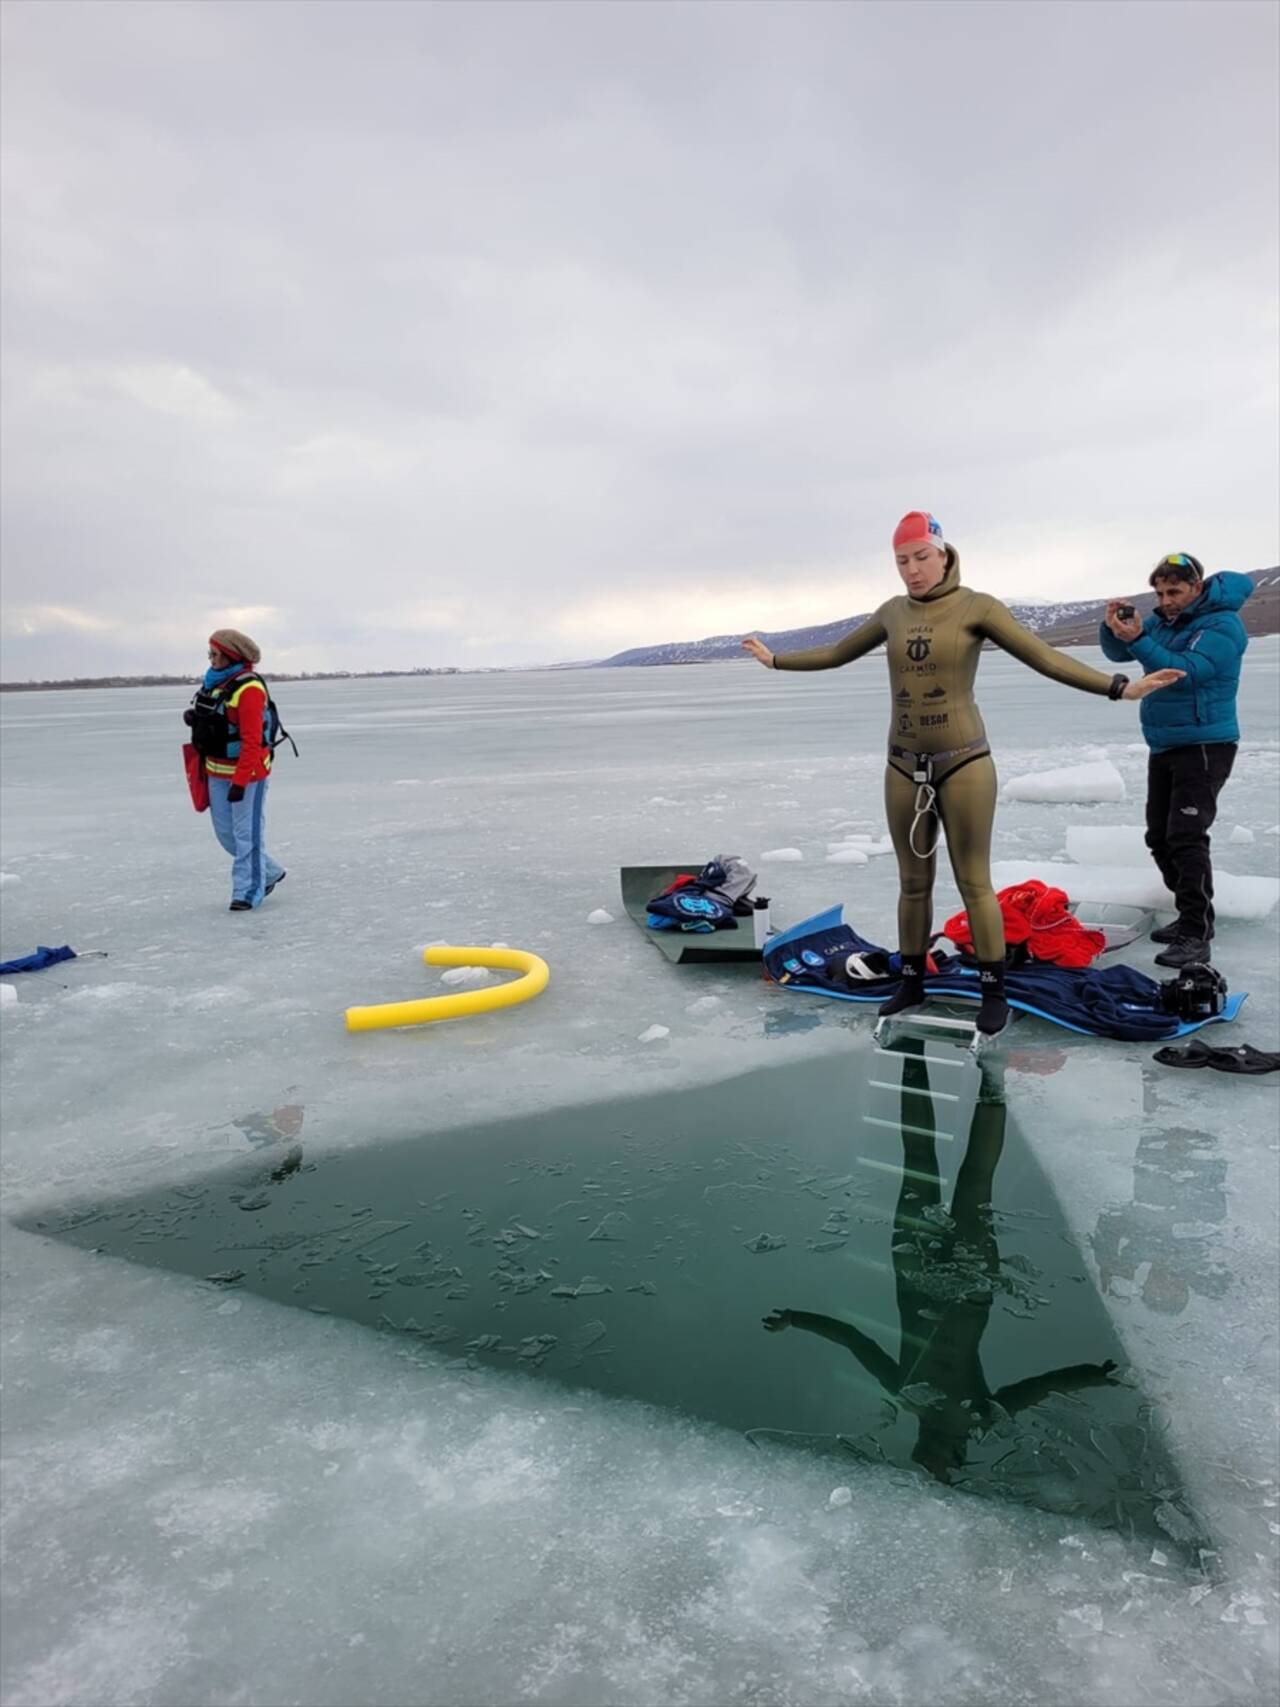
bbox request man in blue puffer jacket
[1100,553,1253,968]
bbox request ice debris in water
[1229,824,1255,844]
[0,985,17,1009]
[586,908,614,924]
[760,847,803,862]
[0,871,21,885]
[686,995,721,1015]
[828,1486,853,1509]
[440,965,494,987]
[826,846,869,865]
[743,1232,787,1253]
[638,1024,670,1043]
[1002,759,1125,803]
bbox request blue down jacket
[1098,572,1252,754]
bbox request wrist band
[1108,673,1130,700]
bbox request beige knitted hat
[208,628,261,665]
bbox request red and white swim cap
[893,511,946,553]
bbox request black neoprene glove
[226,783,245,803]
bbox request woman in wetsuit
[743,511,1182,1034]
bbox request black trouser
[1145,743,1236,938]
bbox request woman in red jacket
[187,629,287,911]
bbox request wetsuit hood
[912,546,962,604]
[1163,570,1255,623]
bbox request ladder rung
[861,1113,954,1141]
[867,1079,961,1103]
[873,1047,968,1071]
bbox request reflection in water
[1092,1108,1228,1317]
[23,1046,1209,1560]
[764,1043,1116,1483]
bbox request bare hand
[742,635,774,668]
[1104,600,1143,643]
[761,1308,791,1332]
[1122,669,1184,700]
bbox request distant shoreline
[0,638,1123,694]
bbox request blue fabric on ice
[763,907,1246,1040]
[0,945,78,975]
[1097,571,1252,753]
[207,775,285,908]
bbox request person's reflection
[763,1041,1116,1483]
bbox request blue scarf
[203,662,245,692]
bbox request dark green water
[21,1039,1208,1559]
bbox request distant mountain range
[592,566,1280,668]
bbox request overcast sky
[1,0,1276,679]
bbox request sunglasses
[1158,554,1201,573]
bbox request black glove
[226,783,245,803]
[183,709,195,727]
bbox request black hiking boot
[1150,918,1195,944]
[976,960,1010,1036]
[229,899,252,912]
[878,954,927,1018]
[1153,936,1213,970]
[265,871,287,898]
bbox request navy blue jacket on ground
[1098,572,1252,754]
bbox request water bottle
[752,896,771,949]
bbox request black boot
[879,953,927,1018]
[976,959,1010,1036]
[1150,919,1186,944]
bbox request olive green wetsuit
[773,549,1120,958]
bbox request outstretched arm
[980,598,1181,701]
[763,1307,901,1393]
[994,1359,1118,1416]
[980,598,1118,694]
[749,612,888,673]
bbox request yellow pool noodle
[344,945,550,1032]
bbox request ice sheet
[1002,759,1126,803]
[992,859,1280,920]
[3,641,1278,1706]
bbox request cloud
[0,0,1276,679]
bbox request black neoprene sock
[976,959,1010,1036]
[879,953,926,1017]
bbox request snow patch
[638,1024,670,1043]
[586,909,614,925]
[760,848,803,863]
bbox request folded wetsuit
[646,856,757,933]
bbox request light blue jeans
[207,776,285,908]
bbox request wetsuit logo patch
[906,635,932,663]
[895,688,912,704]
[897,712,914,734]
[924,686,946,699]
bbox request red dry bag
[183,742,210,813]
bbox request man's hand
[761,1308,792,1332]
[226,783,246,803]
[1104,600,1143,643]
[742,635,775,668]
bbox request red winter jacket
[943,880,1106,969]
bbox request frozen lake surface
[2,644,1278,1705]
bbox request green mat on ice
[620,864,763,964]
